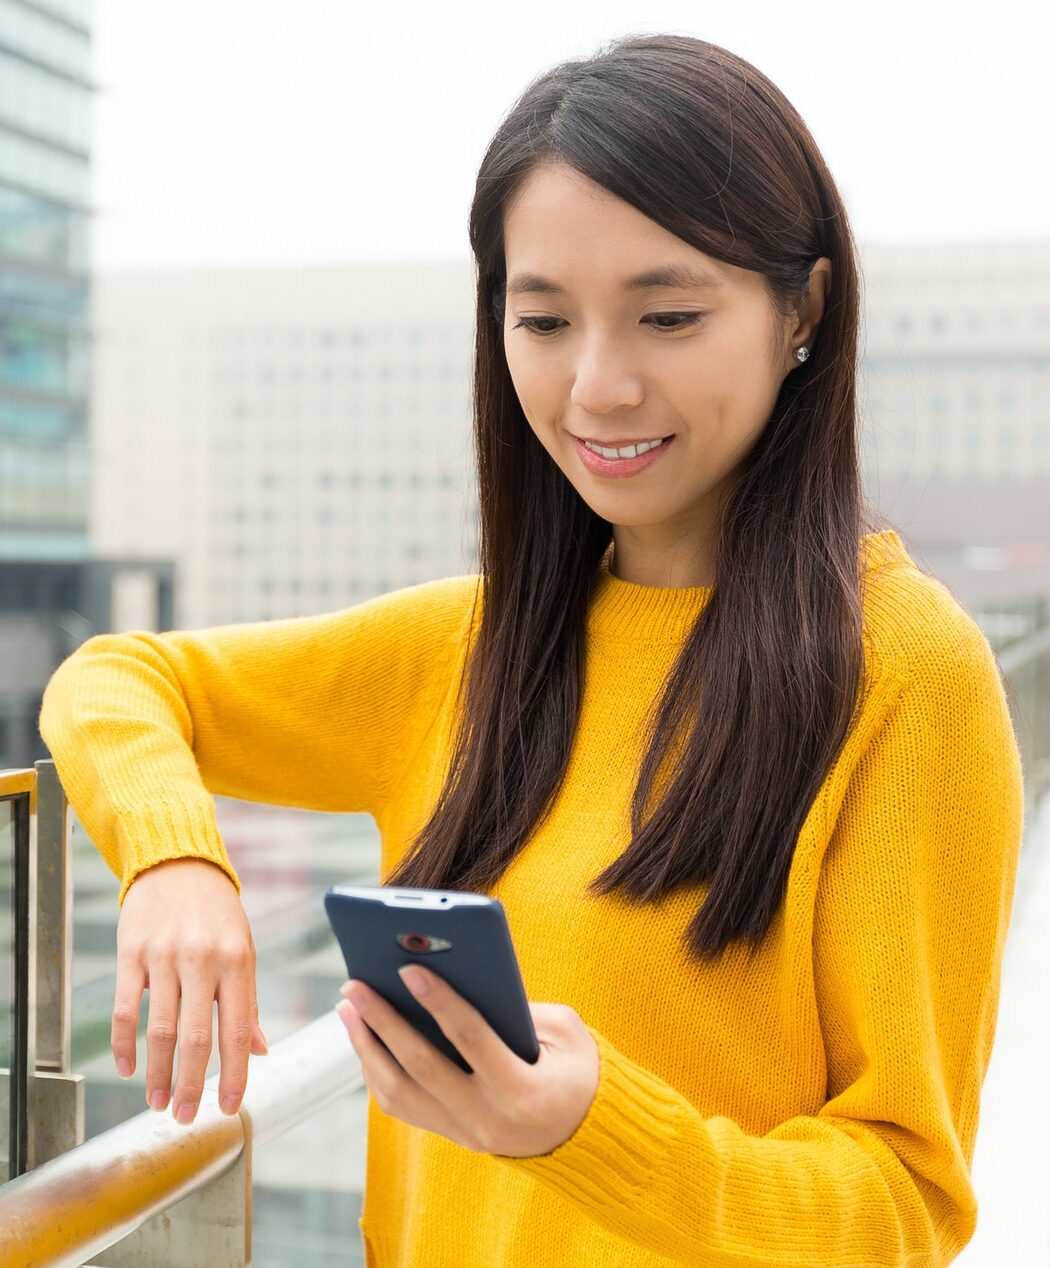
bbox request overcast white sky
[91,0,1050,270]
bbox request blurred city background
[1,0,1048,1263]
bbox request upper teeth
[583,437,667,460]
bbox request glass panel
[0,49,91,151]
[0,797,12,1183]
[975,595,1050,823]
[0,186,89,273]
[0,436,89,529]
[0,129,90,206]
[0,0,92,80]
[69,798,377,1264]
[244,801,377,1267]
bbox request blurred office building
[858,239,1050,612]
[860,240,1050,483]
[0,0,171,767]
[90,261,479,629]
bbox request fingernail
[149,1089,168,1111]
[398,965,428,996]
[220,1095,239,1115]
[174,1102,195,1125]
[116,1057,133,1079]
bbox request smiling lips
[572,433,675,477]
[575,434,673,460]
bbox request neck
[610,531,716,588]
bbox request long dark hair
[386,33,887,963]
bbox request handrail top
[0,766,38,797]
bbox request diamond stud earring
[794,346,810,363]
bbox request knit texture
[38,530,1025,1267]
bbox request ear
[786,257,832,369]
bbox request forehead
[503,162,733,296]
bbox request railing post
[34,759,74,1072]
[1,768,38,1181]
[30,759,86,1169]
[1,764,85,1181]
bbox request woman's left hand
[335,965,599,1159]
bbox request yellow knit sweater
[38,529,1025,1267]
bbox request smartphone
[324,883,540,1074]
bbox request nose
[569,338,645,414]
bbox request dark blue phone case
[324,884,540,1074]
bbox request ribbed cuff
[497,1025,695,1213]
[115,797,242,904]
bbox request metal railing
[0,761,364,1266]
[1,1010,363,1266]
[997,613,1050,825]
[1,760,82,1185]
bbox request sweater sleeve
[38,576,479,905]
[498,620,1025,1265]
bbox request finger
[112,955,146,1079]
[394,967,522,1083]
[170,972,215,1125]
[250,1007,269,1056]
[144,963,181,1112]
[337,1000,446,1123]
[248,937,268,1056]
[337,999,492,1153]
[341,981,471,1099]
[215,953,255,1115]
[338,998,404,1075]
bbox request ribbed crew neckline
[587,529,907,644]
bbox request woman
[40,33,1024,1267]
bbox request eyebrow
[505,264,724,297]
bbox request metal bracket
[30,1069,86,1168]
[0,1069,85,1181]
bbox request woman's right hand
[112,856,269,1124]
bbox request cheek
[669,352,775,444]
[504,346,561,435]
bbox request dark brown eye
[645,313,704,331]
[513,317,564,336]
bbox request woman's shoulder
[858,530,999,693]
[365,571,482,616]
[341,572,483,650]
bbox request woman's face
[501,160,829,586]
